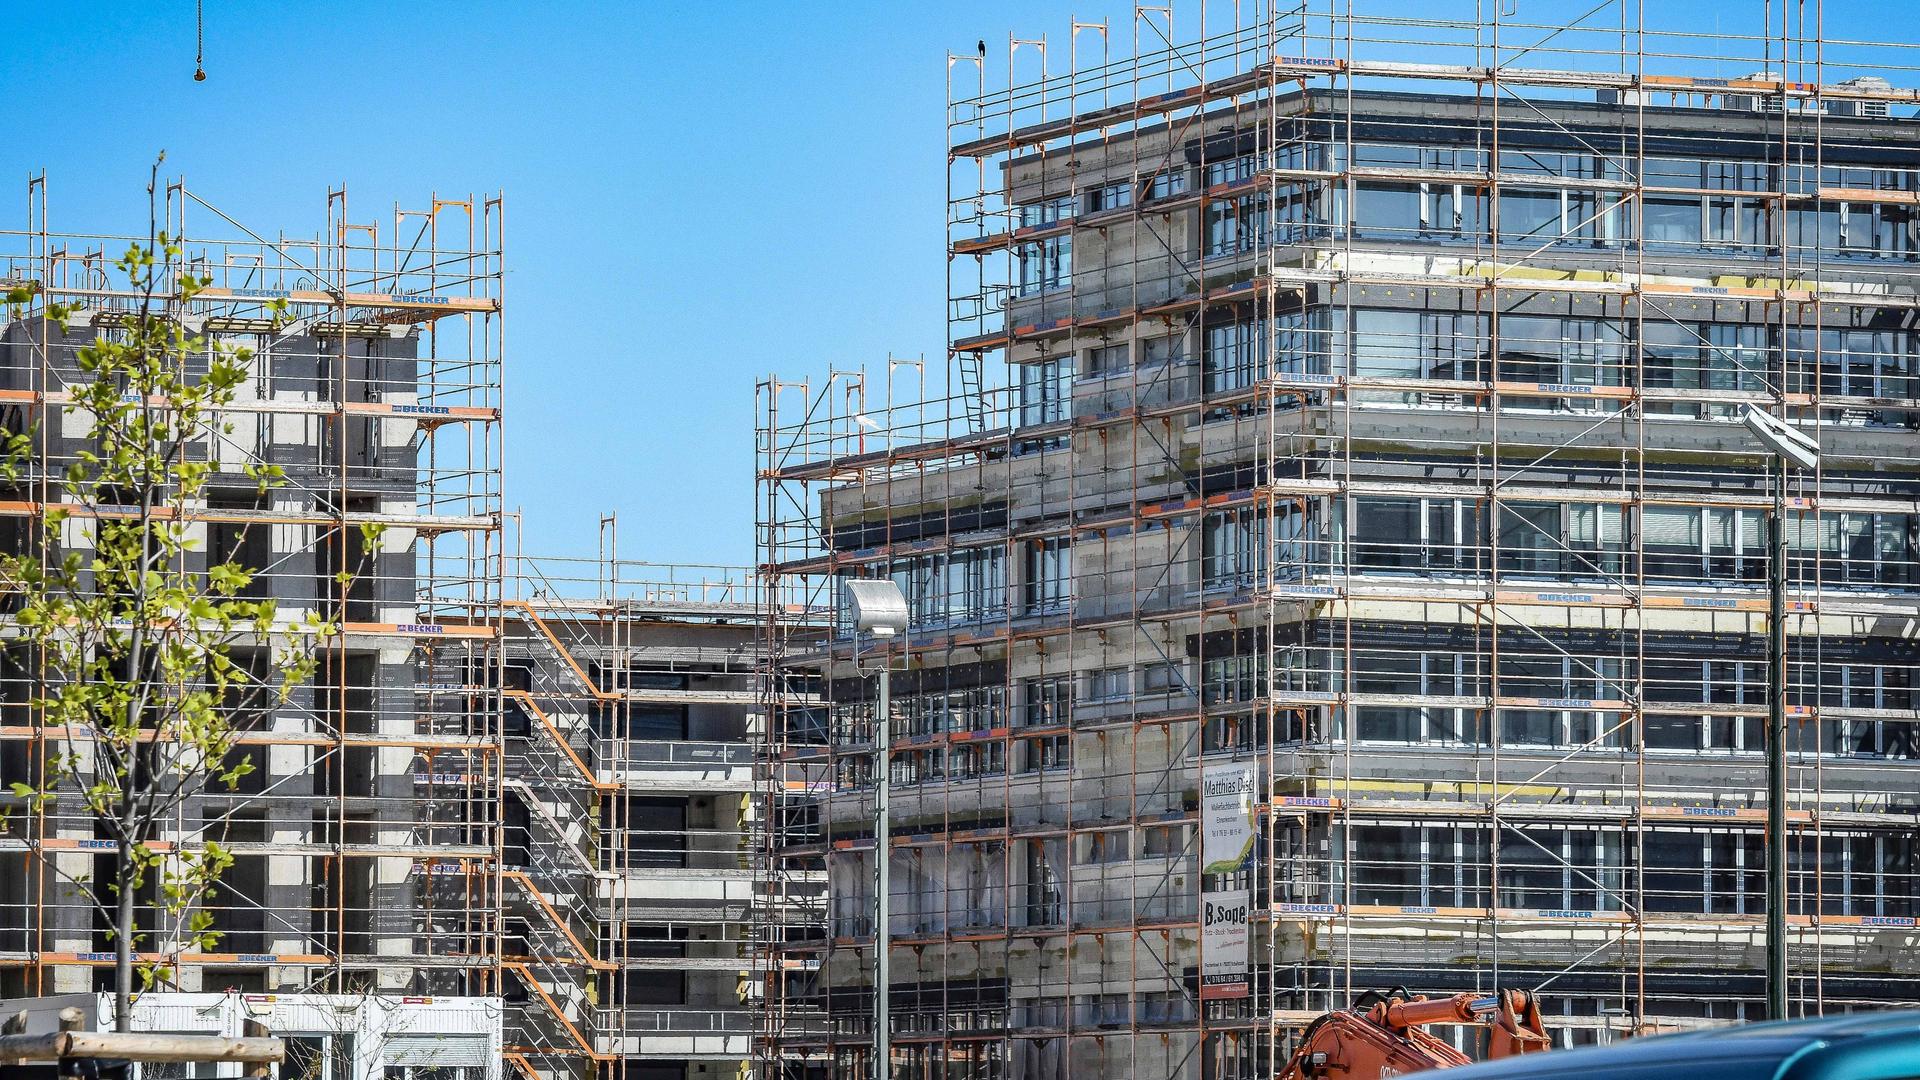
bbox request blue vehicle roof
[1430,1011,1920,1080]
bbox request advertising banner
[1200,888,1252,999]
[1201,762,1257,875]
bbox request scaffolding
[0,179,503,1000]
[502,530,811,1080]
[759,3,1920,1078]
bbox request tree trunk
[116,844,135,1032]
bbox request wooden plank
[0,1031,283,1064]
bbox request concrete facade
[0,193,504,1044]
[501,569,775,1080]
[762,27,1920,1080]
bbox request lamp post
[1740,404,1820,1021]
[845,579,909,1080]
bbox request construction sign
[1201,762,1258,874]
[1201,888,1252,999]
[1200,762,1257,1000]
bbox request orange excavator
[1280,987,1553,1080]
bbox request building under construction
[0,178,505,1003]
[758,3,1920,1078]
[0,183,800,1080]
[502,544,792,1080]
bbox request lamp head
[845,579,909,640]
[1740,404,1820,472]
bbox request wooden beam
[0,1031,284,1064]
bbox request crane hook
[193,0,207,81]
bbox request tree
[0,161,377,1029]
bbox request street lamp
[845,578,908,1080]
[1739,404,1819,1022]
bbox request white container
[0,992,503,1080]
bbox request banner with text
[1200,888,1252,999]
[1201,762,1257,875]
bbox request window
[1705,192,1769,249]
[279,1035,354,1080]
[884,546,1008,628]
[1641,319,1708,416]
[1424,498,1485,572]
[1087,180,1132,212]
[1643,659,1706,751]
[1019,193,1077,228]
[1016,234,1071,296]
[1202,651,1266,707]
[1328,143,1493,242]
[1018,356,1074,428]
[1350,308,1422,378]
[1082,666,1132,703]
[1498,502,1563,576]
[1084,342,1130,379]
[1567,503,1629,576]
[1642,831,1704,913]
[612,965,687,1007]
[621,798,688,869]
[1347,824,1498,909]
[1498,654,1626,749]
[1818,662,1919,759]
[1022,674,1071,727]
[1024,840,1065,924]
[1352,497,1421,569]
[1021,735,1069,774]
[1705,660,1764,752]
[1202,706,1260,754]
[1788,165,1920,259]
[1354,650,1421,743]
[1498,185,1565,246]
[1642,657,1765,754]
[1024,537,1073,615]
[1203,315,1267,393]
[1788,327,1918,419]
[1351,649,1485,746]
[1142,824,1190,858]
[1493,313,1627,400]
[619,704,688,741]
[1790,510,1920,589]
[1352,183,1427,239]
[1643,196,1702,247]
[206,492,271,599]
[1707,832,1766,914]
[1077,830,1130,864]
[1201,506,1266,590]
[1206,154,1257,187]
[1703,323,1770,412]
[950,741,1006,779]
[1642,505,1706,582]
[896,684,1006,737]
[892,747,944,785]
[1344,495,1484,575]
[1497,502,1626,580]
[1140,661,1187,697]
[1497,826,1625,911]
[1205,191,1271,255]
[1350,824,1423,905]
[1145,167,1188,201]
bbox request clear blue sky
[1,0,1895,567]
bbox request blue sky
[1,0,1896,567]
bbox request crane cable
[193,0,206,82]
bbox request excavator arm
[1280,988,1552,1080]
